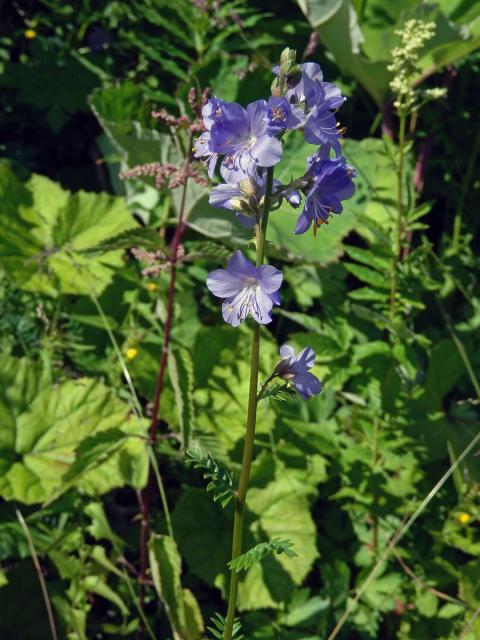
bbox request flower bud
[280,59,294,75]
[229,197,245,212]
[271,77,281,97]
[286,64,301,77]
[280,47,296,65]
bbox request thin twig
[16,509,58,640]
[459,604,480,639]
[90,293,143,419]
[393,548,463,604]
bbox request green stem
[148,445,174,538]
[371,418,380,557]
[390,111,407,325]
[223,167,274,639]
[16,509,58,640]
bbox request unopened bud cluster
[271,48,301,96]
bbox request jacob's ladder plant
[192,47,356,639]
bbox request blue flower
[286,63,345,111]
[206,251,282,327]
[295,150,356,235]
[275,344,322,399]
[266,96,304,135]
[286,189,302,208]
[195,97,283,181]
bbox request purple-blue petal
[292,371,323,399]
[226,250,256,279]
[250,136,283,168]
[206,269,244,298]
[209,183,242,210]
[256,264,283,293]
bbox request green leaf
[342,137,405,236]
[228,539,297,572]
[344,263,391,289]
[207,613,243,640]
[415,589,439,618]
[186,445,235,508]
[193,326,278,451]
[81,227,165,255]
[0,355,148,504]
[172,488,232,586]
[183,240,232,261]
[0,48,98,131]
[0,163,137,296]
[168,347,195,449]
[344,245,391,272]
[296,0,343,26]
[186,196,251,243]
[258,383,296,403]
[149,534,204,640]
[299,0,392,105]
[234,460,320,612]
[83,575,129,616]
[283,594,330,626]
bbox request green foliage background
[0,0,479,638]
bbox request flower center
[271,106,285,122]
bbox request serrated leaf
[258,383,295,403]
[183,240,232,261]
[344,263,391,289]
[0,355,148,504]
[344,245,391,272]
[81,227,165,255]
[0,163,137,296]
[207,613,243,640]
[348,287,389,302]
[228,539,297,572]
[186,446,235,508]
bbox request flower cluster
[195,54,355,234]
[198,48,357,399]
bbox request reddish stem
[149,218,187,444]
[136,133,193,629]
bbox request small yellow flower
[147,282,158,292]
[457,512,472,525]
[24,29,37,39]
[126,347,139,361]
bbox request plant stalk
[223,167,274,639]
[16,509,58,640]
[390,110,407,325]
[137,132,193,620]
